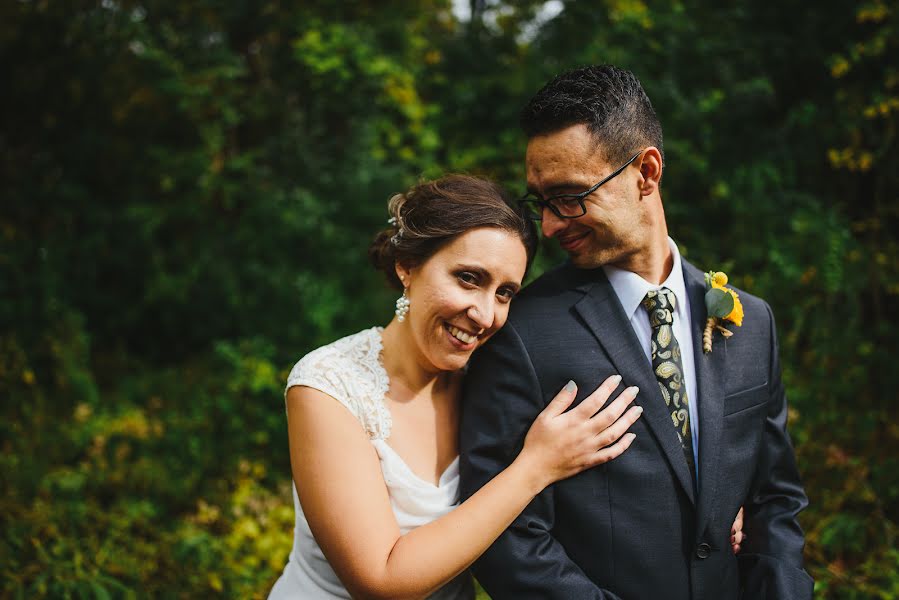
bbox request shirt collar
[602,237,689,321]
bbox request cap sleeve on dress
[283,327,392,440]
[285,347,355,414]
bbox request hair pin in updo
[388,215,404,245]
[387,194,406,244]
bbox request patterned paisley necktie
[641,288,696,482]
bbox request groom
[459,65,813,599]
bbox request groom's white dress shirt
[603,237,699,479]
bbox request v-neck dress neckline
[269,328,473,600]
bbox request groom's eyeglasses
[518,151,642,221]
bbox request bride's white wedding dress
[268,327,475,599]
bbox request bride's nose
[467,297,494,331]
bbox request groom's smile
[556,228,590,252]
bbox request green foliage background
[2,1,897,597]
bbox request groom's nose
[541,208,567,238]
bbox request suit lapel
[572,269,696,505]
[682,261,725,535]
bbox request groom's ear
[637,146,663,196]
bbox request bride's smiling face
[397,227,528,373]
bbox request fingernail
[634,406,643,415]
[611,374,622,385]
[625,433,636,442]
[565,380,576,393]
[628,386,639,397]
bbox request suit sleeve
[738,303,815,599]
[459,321,623,600]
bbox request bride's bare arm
[286,375,641,600]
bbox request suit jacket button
[696,542,712,559]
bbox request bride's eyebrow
[454,263,488,276]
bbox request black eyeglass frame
[518,150,643,221]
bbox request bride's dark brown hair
[368,175,538,290]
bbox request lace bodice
[270,327,474,600]
[284,326,392,440]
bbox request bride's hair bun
[368,174,537,290]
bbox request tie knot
[642,288,676,328]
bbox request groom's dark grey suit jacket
[459,259,813,600]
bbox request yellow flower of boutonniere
[703,271,744,353]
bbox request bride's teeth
[448,325,475,344]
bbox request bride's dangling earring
[395,288,410,322]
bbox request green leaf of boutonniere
[705,287,735,319]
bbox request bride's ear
[395,262,411,288]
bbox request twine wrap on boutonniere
[703,271,744,353]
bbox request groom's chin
[566,249,605,270]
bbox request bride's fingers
[543,379,579,417]
[573,375,623,418]
[731,507,745,554]
[732,506,745,535]
[590,432,636,466]
[731,531,744,554]
[589,386,639,433]
[593,404,643,447]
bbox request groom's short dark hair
[520,65,664,166]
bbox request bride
[268,175,739,599]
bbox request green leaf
[89,581,112,600]
[705,288,734,318]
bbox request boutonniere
[703,271,744,353]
